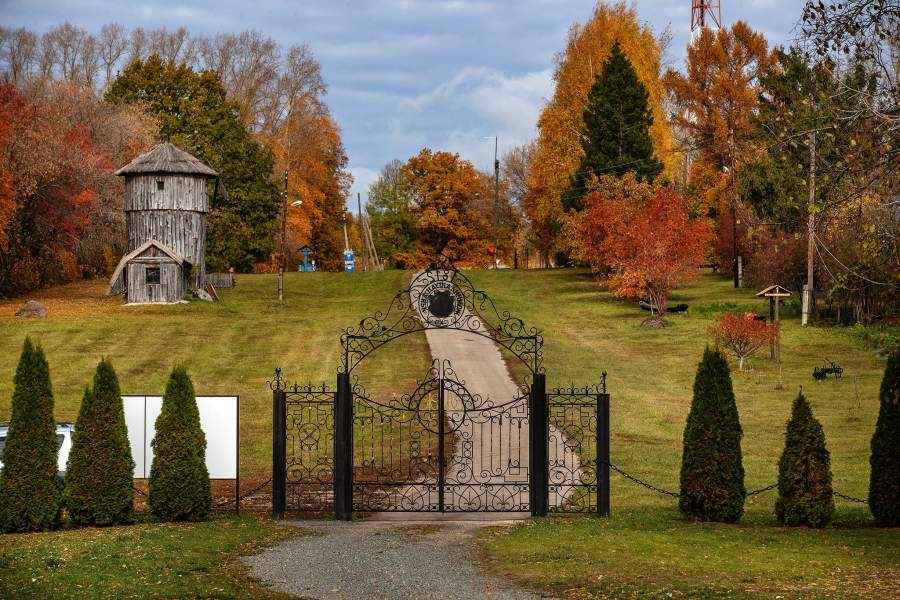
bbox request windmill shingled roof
[115,142,218,177]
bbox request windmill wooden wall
[124,174,209,288]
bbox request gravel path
[242,519,547,600]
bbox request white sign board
[123,396,239,479]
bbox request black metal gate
[270,263,610,519]
[352,359,530,512]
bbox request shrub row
[0,338,212,533]
[680,347,900,527]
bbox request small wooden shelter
[108,142,217,304]
[756,284,792,362]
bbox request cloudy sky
[2,1,805,201]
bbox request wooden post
[803,130,816,325]
[774,297,781,363]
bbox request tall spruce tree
[148,366,211,521]
[65,360,134,526]
[870,351,900,526]
[0,338,62,532]
[679,347,746,522]
[775,391,834,527]
[105,55,279,272]
[562,42,663,211]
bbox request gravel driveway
[242,518,547,600]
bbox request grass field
[0,271,432,476]
[461,268,898,599]
[1,268,897,598]
[0,516,295,599]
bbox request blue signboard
[343,250,355,273]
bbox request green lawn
[463,268,897,599]
[1,268,897,598]
[0,516,296,599]
[0,271,432,476]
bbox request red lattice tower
[691,0,722,33]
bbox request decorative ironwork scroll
[283,381,335,512]
[340,263,543,374]
[548,374,608,513]
[353,359,530,512]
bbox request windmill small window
[156,180,165,191]
[145,264,161,285]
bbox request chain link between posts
[607,462,866,503]
[132,478,274,507]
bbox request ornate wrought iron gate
[352,359,530,512]
[271,263,610,519]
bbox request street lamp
[278,171,303,302]
[482,136,500,269]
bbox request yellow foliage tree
[525,1,677,259]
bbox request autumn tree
[106,56,280,271]
[367,159,418,268]
[709,312,778,371]
[525,1,675,260]
[576,174,712,314]
[400,149,488,267]
[562,42,662,211]
[665,22,772,269]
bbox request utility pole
[357,193,368,272]
[492,136,500,269]
[729,131,739,288]
[802,130,816,326]
[278,171,288,302]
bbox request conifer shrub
[0,338,63,532]
[679,347,745,522]
[65,360,134,526]
[869,351,900,526]
[775,391,834,527]
[148,366,211,521]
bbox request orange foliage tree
[525,1,677,260]
[664,22,772,266]
[709,312,778,371]
[577,174,713,314]
[0,84,153,295]
[399,149,488,267]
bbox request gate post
[334,372,353,521]
[272,388,286,519]
[529,373,549,517]
[597,389,610,517]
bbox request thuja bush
[148,366,211,521]
[0,338,63,532]
[679,347,746,522]
[869,351,900,526]
[65,360,134,526]
[775,391,834,527]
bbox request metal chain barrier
[133,484,147,497]
[215,477,273,508]
[608,462,680,498]
[834,491,868,504]
[609,462,865,504]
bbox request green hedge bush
[870,351,900,526]
[679,347,746,522]
[148,366,211,521]
[65,359,134,526]
[0,338,63,532]
[775,391,834,527]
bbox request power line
[813,233,898,288]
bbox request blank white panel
[122,395,237,479]
[198,397,238,479]
[145,396,164,477]
[123,396,147,478]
